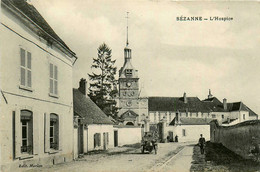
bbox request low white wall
[86,124,114,152]
[166,125,210,143]
[116,127,142,146]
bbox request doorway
[78,121,84,155]
[114,130,118,147]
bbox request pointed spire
[126,12,129,46]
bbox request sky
[32,0,260,114]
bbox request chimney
[183,92,187,103]
[223,98,227,110]
[208,89,213,99]
[78,78,87,95]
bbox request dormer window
[125,69,132,76]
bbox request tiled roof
[226,102,257,117]
[73,89,113,125]
[149,97,258,117]
[169,117,213,125]
[202,97,226,112]
[222,118,237,124]
[2,0,76,57]
[148,97,209,112]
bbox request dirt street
[26,142,196,172]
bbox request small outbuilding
[73,79,114,158]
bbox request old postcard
[0,0,259,171]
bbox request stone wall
[210,120,260,159]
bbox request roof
[121,110,138,120]
[73,89,113,125]
[169,117,213,125]
[222,118,237,124]
[148,97,209,112]
[202,97,226,112]
[227,102,258,117]
[114,125,141,128]
[2,0,76,58]
[149,97,258,117]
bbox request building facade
[0,0,77,171]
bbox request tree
[88,43,119,117]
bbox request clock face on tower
[126,101,132,107]
[126,82,132,87]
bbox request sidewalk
[159,144,194,172]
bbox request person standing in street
[198,134,206,154]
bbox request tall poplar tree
[88,43,118,117]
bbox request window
[20,48,32,88]
[243,114,245,120]
[49,63,58,96]
[222,115,224,119]
[212,114,216,118]
[94,133,101,148]
[125,69,132,75]
[50,114,59,150]
[20,110,33,154]
[190,113,192,117]
[182,129,186,137]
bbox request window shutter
[20,68,26,86]
[44,113,50,152]
[50,63,53,78]
[54,65,58,80]
[20,48,25,67]
[54,65,58,95]
[27,52,31,69]
[15,109,21,158]
[59,114,63,151]
[27,52,32,87]
[27,70,31,88]
[33,113,39,155]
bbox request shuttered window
[50,114,59,150]
[20,48,32,88]
[20,110,33,154]
[49,63,58,95]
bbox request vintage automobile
[141,132,158,154]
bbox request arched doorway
[126,122,134,126]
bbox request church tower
[118,12,140,125]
